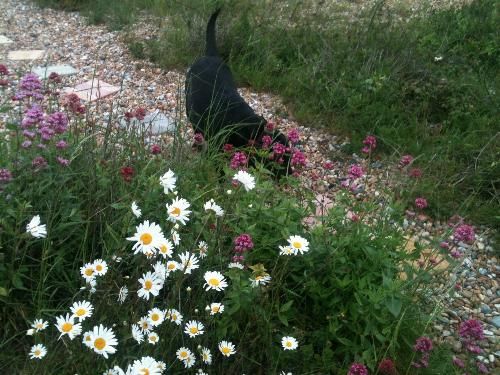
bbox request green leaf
[0,286,8,296]
[385,296,402,317]
[279,300,293,313]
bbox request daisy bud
[194,309,199,313]
[26,329,35,336]
[226,190,232,195]
[186,286,192,292]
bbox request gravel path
[0,0,497,370]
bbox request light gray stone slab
[32,65,77,79]
[0,35,13,44]
[8,50,45,60]
[120,110,176,135]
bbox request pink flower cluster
[0,64,9,87]
[287,128,300,144]
[459,319,484,354]
[125,107,147,121]
[415,197,428,209]
[193,132,204,145]
[361,135,377,154]
[378,358,397,375]
[412,336,433,368]
[230,152,248,170]
[453,224,475,244]
[61,93,85,115]
[0,168,12,183]
[232,233,254,263]
[347,363,368,375]
[14,73,44,101]
[348,164,364,179]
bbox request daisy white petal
[218,340,236,357]
[131,201,142,218]
[29,344,47,359]
[26,215,47,238]
[233,170,255,191]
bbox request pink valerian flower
[439,241,449,249]
[287,128,300,144]
[362,135,377,154]
[408,168,422,178]
[48,72,62,83]
[133,107,147,121]
[230,152,248,170]
[21,140,32,148]
[56,140,68,149]
[193,132,204,145]
[459,319,485,354]
[0,79,8,87]
[399,154,414,167]
[223,143,234,153]
[14,73,44,101]
[23,130,36,139]
[347,363,368,375]
[414,337,433,352]
[45,112,68,134]
[291,149,306,167]
[265,121,275,133]
[61,93,85,115]
[0,168,13,183]
[150,144,161,154]
[32,156,48,171]
[261,135,273,149]
[120,166,135,182]
[37,143,47,150]
[272,142,287,155]
[476,362,489,374]
[21,105,44,128]
[452,356,465,368]
[449,249,462,259]
[415,197,428,209]
[56,157,70,167]
[0,64,8,76]
[323,161,334,170]
[346,211,360,222]
[348,164,364,179]
[234,234,254,253]
[378,358,397,375]
[454,224,475,243]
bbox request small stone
[491,316,500,328]
[481,305,492,314]
[478,268,488,275]
[0,35,13,44]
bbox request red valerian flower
[120,166,135,182]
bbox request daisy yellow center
[286,341,292,347]
[171,207,181,216]
[150,335,157,342]
[95,264,103,272]
[140,369,150,375]
[144,280,153,290]
[94,337,106,350]
[151,313,159,321]
[76,308,86,316]
[168,264,175,270]
[222,347,230,354]
[160,245,168,253]
[61,322,73,332]
[292,241,302,249]
[180,351,188,359]
[36,323,44,328]
[209,278,220,286]
[256,276,263,280]
[140,233,153,245]
[212,306,220,313]
[34,350,41,356]
[85,268,94,276]
[189,327,199,334]
[85,335,91,342]
[141,322,148,329]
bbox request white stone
[0,35,13,44]
[119,110,176,135]
[8,50,45,60]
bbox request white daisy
[117,286,128,304]
[29,344,47,359]
[166,308,183,325]
[156,360,167,373]
[197,241,208,258]
[176,347,192,361]
[138,316,153,333]
[250,274,272,287]
[131,201,142,218]
[127,220,164,255]
[159,169,177,194]
[207,302,224,315]
[233,170,255,191]
[279,245,297,256]
[147,332,160,345]
[26,328,35,336]
[158,238,174,259]
[166,260,180,274]
[147,308,165,326]
[93,259,108,276]
[102,367,125,375]
[70,300,93,321]
[281,336,298,350]
[82,330,93,348]
[287,235,309,254]
[88,324,118,359]
[171,229,180,246]
[31,318,48,332]
[80,262,96,283]
[131,323,144,343]
[183,353,196,368]
[131,356,162,375]
[179,251,199,274]
[204,271,228,291]
[228,262,244,269]
[55,314,82,340]
[137,271,163,300]
[166,197,191,225]
[204,199,224,216]
[218,340,236,357]
[184,320,204,338]
[153,261,167,281]
[201,347,212,364]
[26,215,47,238]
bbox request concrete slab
[0,35,14,45]
[119,110,176,135]
[66,79,120,101]
[32,64,77,79]
[8,50,45,60]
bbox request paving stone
[119,110,176,135]
[0,35,13,44]
[7,50,45,60]
[66,79,120,101]
[32,64,77,79]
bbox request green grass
[32,0,499,229]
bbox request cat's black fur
[185,9,288,150]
